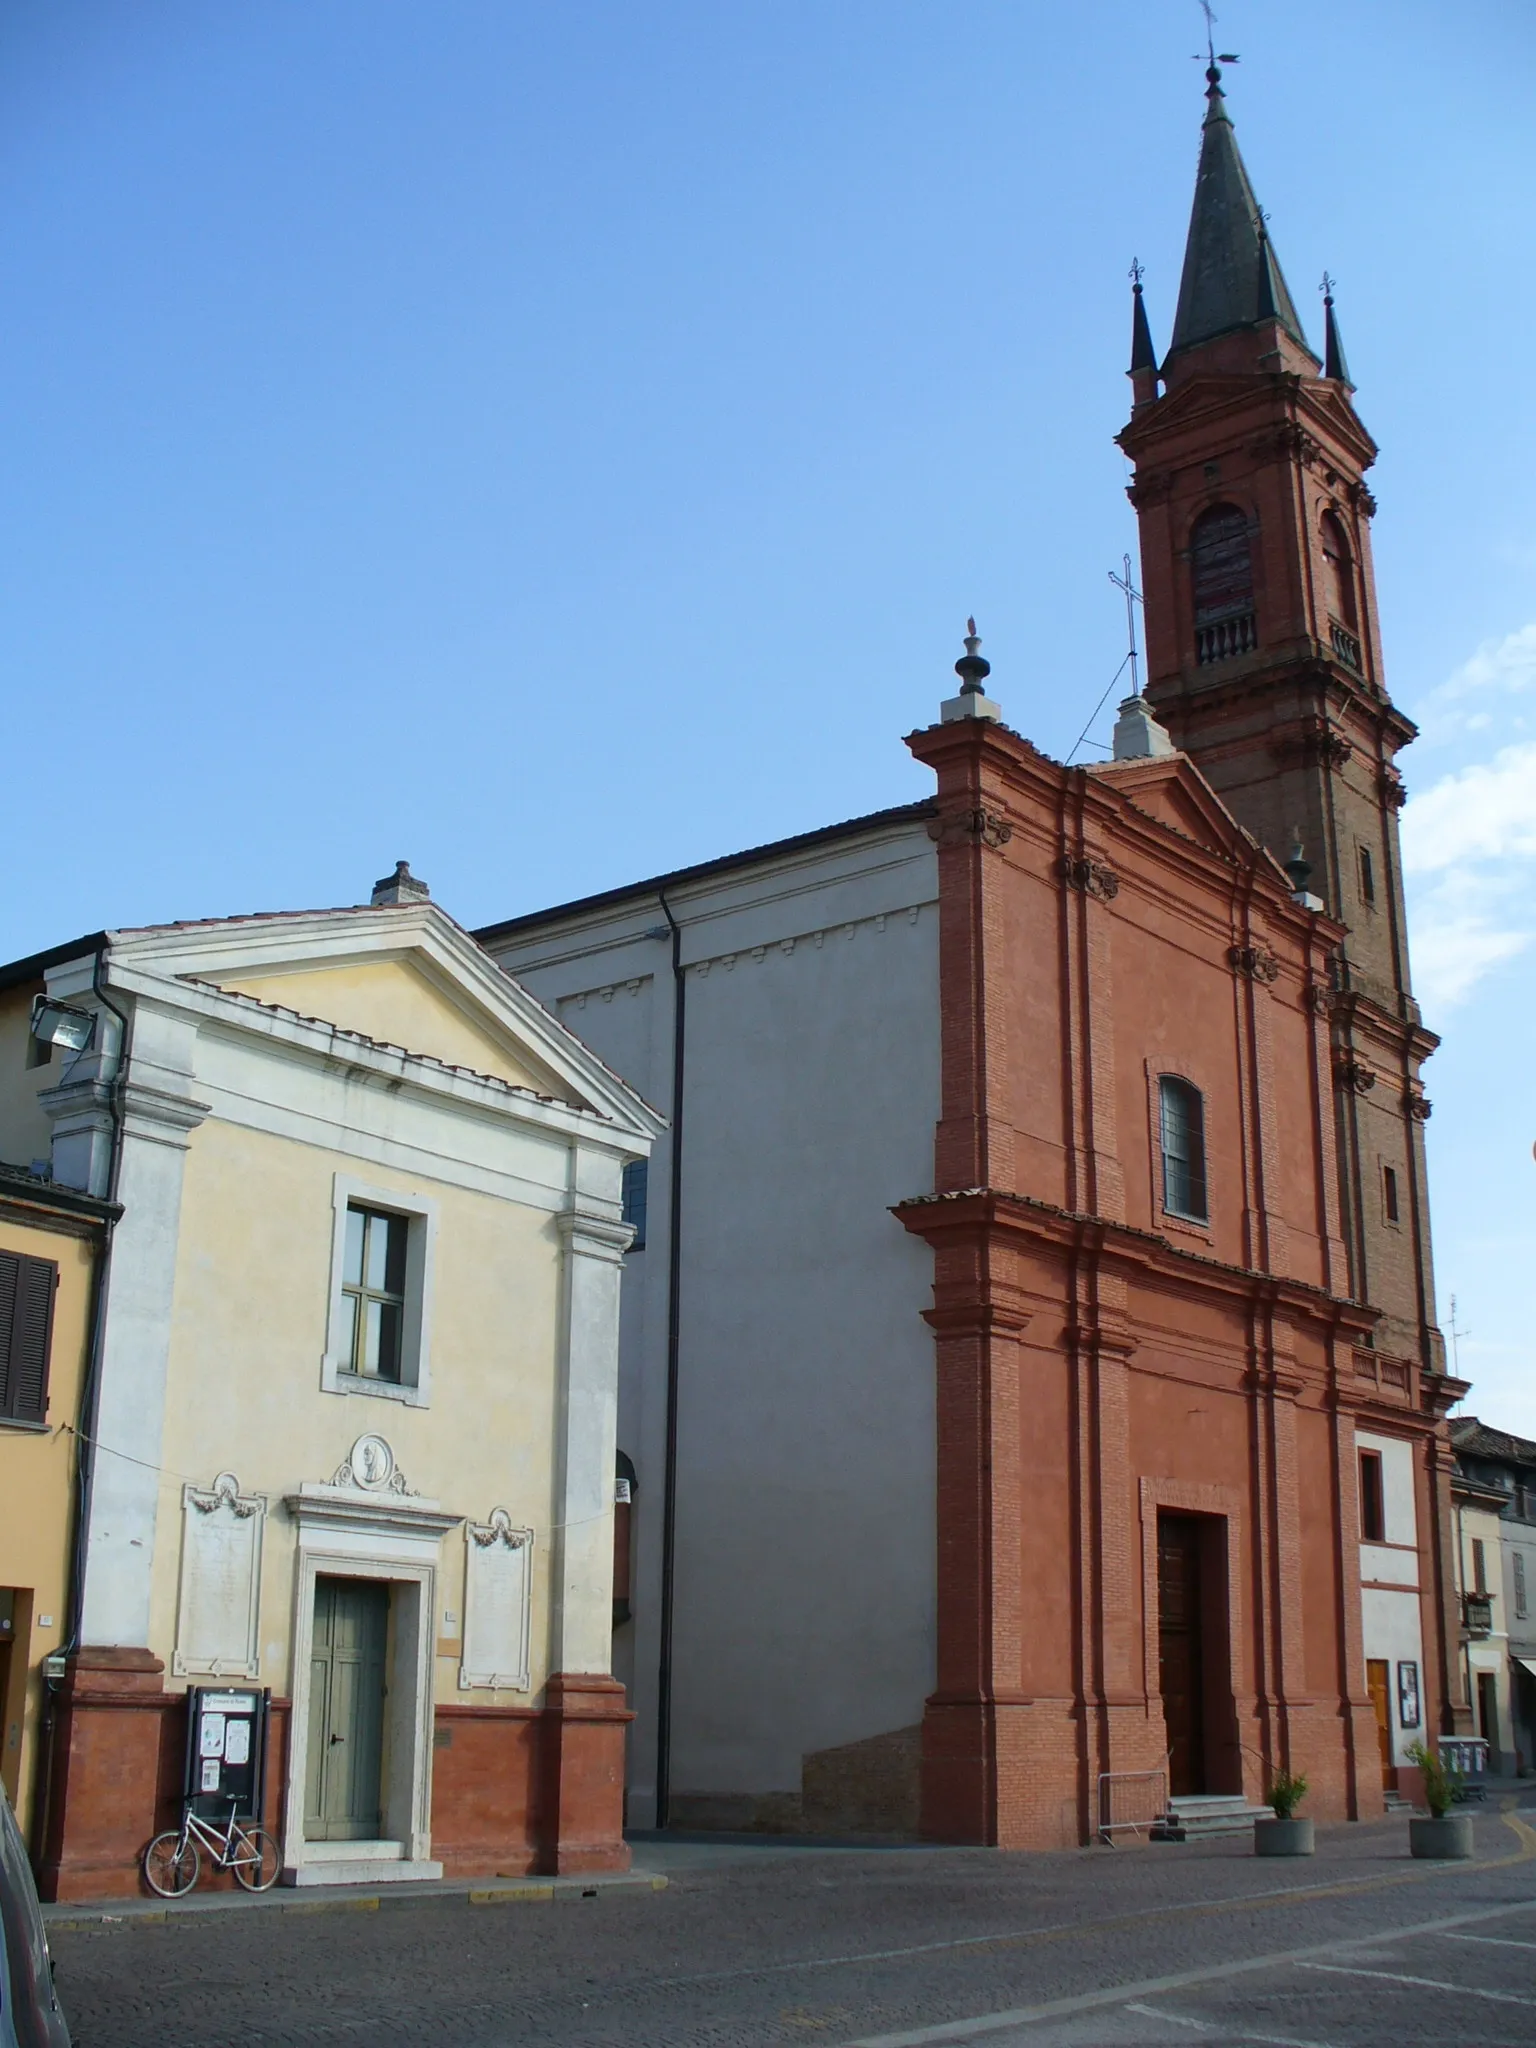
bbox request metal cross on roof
[1109,553,1145,699]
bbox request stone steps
[1151,1794,1275,1842]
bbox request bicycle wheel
[231,1825,281,1892]
[143,1830,200,1898]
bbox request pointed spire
[1128,258,1159,407]
[1129,260,1157,375]
[1320,273,1354,388]
[1167,66,1310,362]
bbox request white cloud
[1399,741,1536,872]
[1400,734,1536,1009]
[1412,622,1536,745]
[1407,908,1528,1009]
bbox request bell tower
[1117,66,1441,1375]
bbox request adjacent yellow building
[0,864,660,1899]
[0,1162,115,1844]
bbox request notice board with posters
[183,1687,270,1821]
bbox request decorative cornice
[927,807,1014,851]
[1229,944,1281,984]
[1124,470,1175,510]
[1349,481,1378,519]
[894,1187,1378,1337]
[1334,1060,1376,1094]
[1273,715,1353,772]
[1403,1089,1433,1123]
[286,1485,461,1542]
[1378,766,1408,811]
[1247,422,1323,468]
[1060,854,1121,901]
[556,1209,634,1263]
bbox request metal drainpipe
[30,945,130,1869]
[653,889,686,1829]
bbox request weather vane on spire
[1193,0,1239,71]
[1320,270,1337,302]
[1129,257,1145,289]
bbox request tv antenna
[1448,1293,1470,1378]
[1193,0,1239,67]
[1109,554,1144,698]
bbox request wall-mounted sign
[1397,1660,1421,1730]
[182,1687,270,1822]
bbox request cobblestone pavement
[49,1803,1536,2048]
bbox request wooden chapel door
[1158,1516,1206,1797]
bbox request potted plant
[1254,1770,1313,1856]
[1405,1741,1473,1859]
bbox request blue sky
[2,3,1533,1425]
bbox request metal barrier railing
[1097,1767,1168,1844]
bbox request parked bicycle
[142,1799,280,1896]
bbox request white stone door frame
[282,1476,461,1887]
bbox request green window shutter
[0,1249,58,1425]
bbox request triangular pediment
[1089,753,1273,872]
[107,904,662,1139]
[215,954,562,1095]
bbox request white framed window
[320,1174,439,1408]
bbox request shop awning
[1515,1657,1536,1680]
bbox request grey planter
[1409,1814,1474,1860]
[1254,1816,1314,1857]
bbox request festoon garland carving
[468,1506,530,1550]
[187,1472,259,1519]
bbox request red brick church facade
[898,66,1464,1848]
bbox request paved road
[49,1803,1536,2048]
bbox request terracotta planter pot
[1409,1814,1474,1860]
[1254,1816,1314,1857]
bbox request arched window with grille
[1190,505,1257,666]
[1320,509,1362,669]
[1320,511,1357,628]
[1158,1075,1208,1223]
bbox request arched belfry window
[1158,1076,1208,1223]
[1190,505,1257,666]
[1321,509,1362,670]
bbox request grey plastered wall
[487,816,940,1826]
